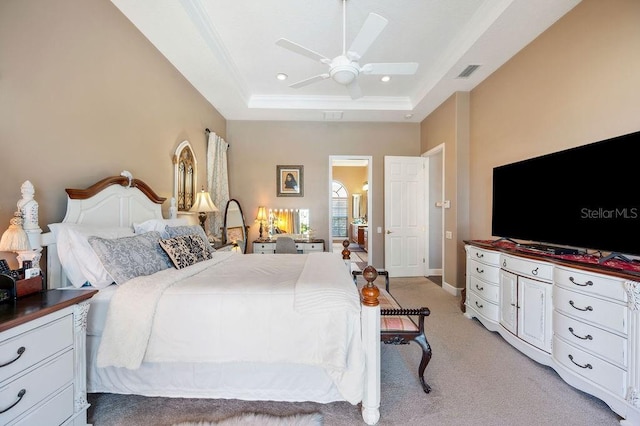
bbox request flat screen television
[491,130,640,256]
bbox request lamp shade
[190,190,218,213]
[0,212,31,252]
[255,206,267,222]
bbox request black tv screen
[491,130,640,256]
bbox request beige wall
[419,0,640,288]
[0,0,225,236]
[226,121,420,266]
[420,92,470,289]
[468,0,640,241]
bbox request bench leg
[412,333,432,393]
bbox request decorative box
[0,273,44,302]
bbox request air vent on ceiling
[457,65,481,79]
[323,111,343,120]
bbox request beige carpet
[88,276,621,425]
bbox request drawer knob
[502,260,507,267]
[569,300,593,312]
[475,301,484,309]
[0,346,25,368]
[475,284,484,291]
[568,327,593,341]
[475,252,484,258]
[476,267,484,274]
[531,267,539,276]
[0,389,26,414]
[568,354,593,370]
[569,277,594,287]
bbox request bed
[39,173,381,425]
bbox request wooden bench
[353,266,432,393]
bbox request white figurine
[17,180,39,231]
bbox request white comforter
[96,252,365,403]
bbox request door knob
[386,230,392,234]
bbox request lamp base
[259,222,264,239]
[198,212,207,231]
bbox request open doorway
[328,156,372,265]
[423,144,444,284]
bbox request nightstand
[0,289,97,426]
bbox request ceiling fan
[275,0,418,100]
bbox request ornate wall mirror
[173,140,197,211]
[223,199,248,253]
[268,209,310,236]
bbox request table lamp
[255,206,267,239]
[189,189,218,231]
[0,212,32,268]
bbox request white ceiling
[111,0,580,123]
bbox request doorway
[424,144,445,282]
[329,156,372,264]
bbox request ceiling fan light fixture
[331,66,358,85]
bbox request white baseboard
[442,280,461,296]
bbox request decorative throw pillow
[159,234,213,269]
[88,231,172,284]
[165,225,216,253]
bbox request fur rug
[173,412,323,426]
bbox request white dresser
[464,246,501,325]
[464,242,640,425]
[0,290,96,426]
[252,239,325,254]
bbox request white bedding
[93,252,365,403]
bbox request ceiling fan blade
[347,80,363,100]
[361,62,419,75]
[289,74,330,89]
[347,13,388,59]
[276,38,330,63]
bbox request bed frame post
[360,265,381,425]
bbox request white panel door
[384,156,425,277]
[518,276,553,353]
[499,269,518,335]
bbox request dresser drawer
[297,243,323,252]
[553,336,626,399]
[467,291,499,322]
[469,275,499,304]
[553,311,627,367]
[554,286,627,335]
[0,315,73,383]
[13,384,74,426]
[0,349,74,425]
[501,254,552,282]
[554,266,626,303]
[466,246,500,266]
[467,259,500,284]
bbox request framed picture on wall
[276,165,304,197]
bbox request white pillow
[133,218,188,238]
[49,223,135,288]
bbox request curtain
[207,131,229,239]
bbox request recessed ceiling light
[276,73,288,81]
[380,76,391,83]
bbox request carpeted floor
[87,276,621,426]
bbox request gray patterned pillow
[88,231,172,284]
[159,234,213,269]
[165,225,216,253]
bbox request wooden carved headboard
[41,172,167,288]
